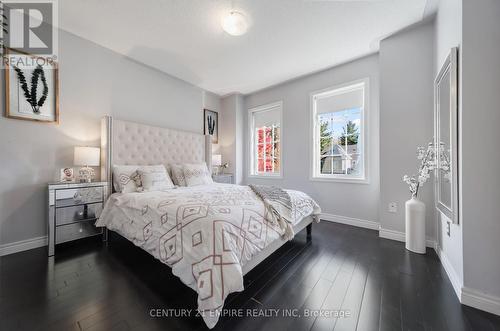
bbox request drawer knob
[73,192,82,202]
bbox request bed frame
[100,116,313,276]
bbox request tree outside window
[256,125,280,174]
[319,109,361,176]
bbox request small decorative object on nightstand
[48,181,108,256]
[212,154,222,175]
[212,173,233,184]
[220,162,229,174]
[74,146,100,183]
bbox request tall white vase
[405,196,426,254]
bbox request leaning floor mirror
[434,47,459,224]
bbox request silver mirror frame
[434,47,459,224]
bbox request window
[249,101,282,177]
[311,79,368,182]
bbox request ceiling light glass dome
[221,11,248,36]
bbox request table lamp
[212,154,222,175]
[74,146,100,182]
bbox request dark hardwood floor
[1,222,500,331]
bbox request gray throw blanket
[249,184,295,240]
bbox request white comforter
[96,183,321,328]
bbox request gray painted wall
[203,91,222,121]
[219,94,244,184]
[379,21,436,240]
[461,0,500,299]
[0,29,219,247]
[244,55,380,222]
[434,0,464,287]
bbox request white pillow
[139,167,174,191]
[183,163,213,187]
[113,165,167,193]
[169,164,187,187]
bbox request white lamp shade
[212,154,222,166]
[74,147,100,167]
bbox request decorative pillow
[129,170,143,192]
[183,163,213,187]
[113,165,139,193]
[139,167,174,191]
[169,164,187,187]
[113,165,167,193]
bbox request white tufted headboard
[100,116,212,193]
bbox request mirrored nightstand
[48,181,108,256]
[212,174,233,184]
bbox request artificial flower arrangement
[403,142,439,198]
[402,141,451,254]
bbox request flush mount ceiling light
[221,11,248,36]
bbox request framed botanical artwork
[203,108,218,144]
[4,48,59,123]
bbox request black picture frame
[203,109,218,144]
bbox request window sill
[248,174,283,180]
[310,176,370,184]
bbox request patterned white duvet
[96,183,321,328]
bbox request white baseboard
[378,229,500,317]
[0,236,47,257]
[462,287,500,316]
[320,213,379,230]
[433,243,463,300]
[379,228,435,248]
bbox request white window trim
[248,101,283,179]
[309,78,370,184]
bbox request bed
[96,116,321,328]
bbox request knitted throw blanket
[249,184,295,240]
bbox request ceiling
[59,0,434,96]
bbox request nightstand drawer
[55,203,103,226]
[55,187,103,207]
[213,174,233,184]
[55,219,103,244]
